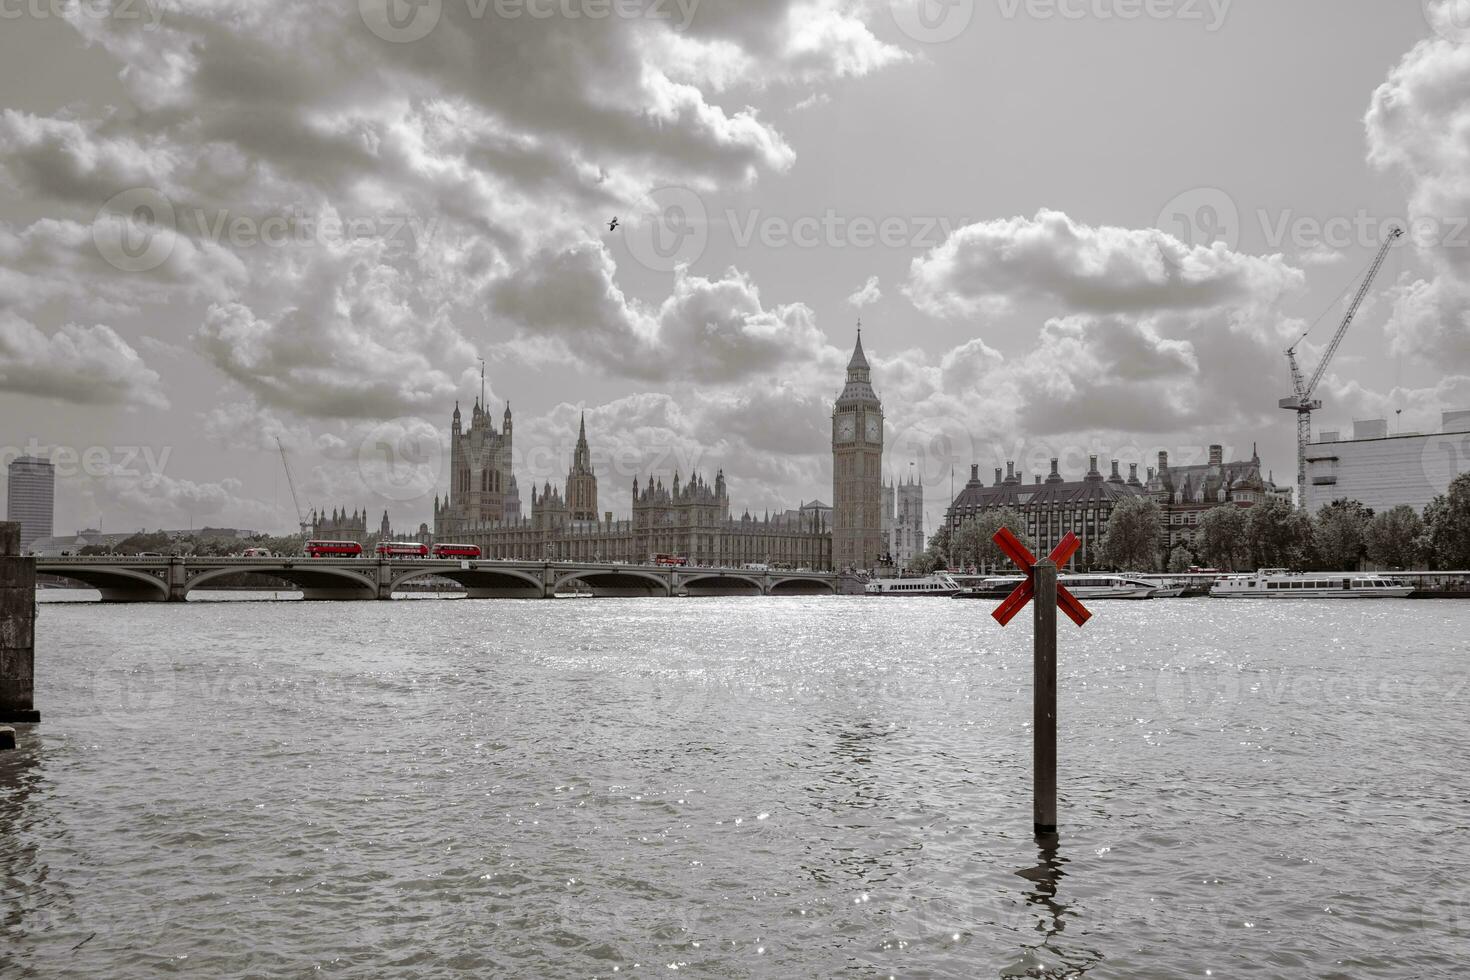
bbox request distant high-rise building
[6,456,55,553]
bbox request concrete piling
[0,522,39,725]
[1032,559,1057,837]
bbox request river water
[3,592,1467,978]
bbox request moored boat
[865,573,963,596]
[1209,569,1413,598]
[953,573,1158,600]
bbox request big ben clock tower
[832,327,884,571]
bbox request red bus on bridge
[432,543,481,559]
[652,553,688,566]
[376,541,430,559]
[304,540,363,558]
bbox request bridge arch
[390,565,545,599]
[768,576,837,596]
[185,563,378,600]
[41,564,170,602]
[679,573,764,596]
[553,568,669,597]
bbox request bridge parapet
[36,557,838,600]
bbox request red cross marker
[990,529,1092,627]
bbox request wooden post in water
[0,521,40,724]
[1032,558,1057,836]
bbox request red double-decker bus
[304,540,363,558]
[432,543,481,559]
[652,553,688,567]
[376,541,430,559]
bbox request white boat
[865,573,963,596]
[1209,569,1414,598]
[954,574,1158,600]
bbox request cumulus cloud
[491,244,841,383]
[847,274,882,308]
[0,0,916,430]
[1366,19,1470,371]
[194,248,475,419]
[1315,372,1470,437]
[0,217,246,317]
[1380,274,1470,370]
[0,313,167,409]
[0,110,175,205]
[893,206,1307,457]
[905,209,1303,318]
[501,378,849,519]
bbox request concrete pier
[0,522,39,724]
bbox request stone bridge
[36,557,843,601]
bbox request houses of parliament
[409,333,902,571]
[309,333,915,571]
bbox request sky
[1,0,1468,536]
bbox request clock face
[865,414,881,443]
[836,414,855,442]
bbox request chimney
[1006,461,1015,482]
[1047,458,1063,484]
[994,467,1003,486]
[970,463,979,483]
[1109,459,1123,483]
[1034,475,1042,485]
[1128,463,1141,486]
[1209,444,1223,467]
[1086,455,1102,481]
[1147,466,1155,482]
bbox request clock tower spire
[832,324,884,572]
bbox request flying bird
[608,217,619,232]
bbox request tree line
[75,532,306,557]
[910,473,1470,574]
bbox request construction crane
[1280,226,1403,509]
[276,437,312,536]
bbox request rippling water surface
[3,593,1468,977]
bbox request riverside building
[945,445,1289,568]
[1303,411,1470,514]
